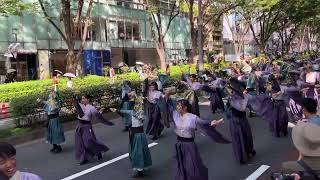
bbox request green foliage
[1,64,227,117]
[0,0,38,16]
[179,0,198,16]
[0,127,29,139]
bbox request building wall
[0,0,191,59]
[0,0,191,80]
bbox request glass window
[132,22,140,40]
[118,21,125,39]
[0,61,5,75]
[91,18,101,41]
[126,20,132,40]
[108,19,118,40]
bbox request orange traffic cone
[1,104,8,119]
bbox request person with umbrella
[52,70,62,92]
[63,73,76,89]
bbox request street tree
[181,0,241,72]
[38,0,94,74]
[146,0,180,70]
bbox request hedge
[0,64,230,118]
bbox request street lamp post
[120,32,125,64]
[11,28,19,80]
[12,28,18,42]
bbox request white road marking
[245,165,270,180]
[199,101,210,105]
[61,142,158,180]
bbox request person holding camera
[279,98,320,179]
[301,98,320,126]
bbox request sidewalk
[2,112,120,146]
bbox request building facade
[0,0,191,81]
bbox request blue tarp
[83,50,111,76]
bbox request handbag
[298,160,320,180]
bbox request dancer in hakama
[202,75,225,114]
[120,81,135,132]
[111,97,152,178]
[246,71,257,117]
[171,99,230,180]
[303,64,319,102]
[266,75,289,137]
[225,78,256,164]
[145,81,165,140]
[182,73,203,116]
[73,95,114,165]
[38,90,65,153]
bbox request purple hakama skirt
[269,100,288,137]
[146,102,164,137]
[210,89,225,114]
[173,137,208,180]
[228,108,255,163]
[75,121,109,162]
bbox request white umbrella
[7,69,16,73]
[54,70,63,75]
[136,62,145,66]
[63,73,76,78]
[118,62,127,67]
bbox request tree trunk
[191,30,197,64]
[259,43,266,54]
[188,0,197,64]
[156,40,166,70]
[197,0,204,73]
[66,50,77,74]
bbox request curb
[2,112,120,146]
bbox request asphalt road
[15,102,296,180]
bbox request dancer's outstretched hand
[99,108,105,114]
[109,108,117,112]
[211,118,224,127]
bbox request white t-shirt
[67,80,73,88]
[306,72,317,84]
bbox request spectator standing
[0,142,42,180]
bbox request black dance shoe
[97,153,103,160]
[122,127,129,132]
[250,150,256,157]
[79,160,89,165]
[132,170,144,178]
[50,147,56,152]
[53,146,62,153]
[151,136,158,140]
[137,171,144,177]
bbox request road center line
[245,165,270,180]
[61,142,158,180]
